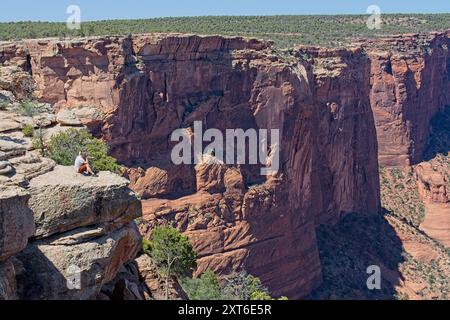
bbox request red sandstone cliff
[296,47,381,224]
[0,34,382,298]
[365,31,450,167]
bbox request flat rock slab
[0,117,22,133]
[0,137,26,160]
[56,109,82,126]
[28,165,142,238]
[4,153,56,186]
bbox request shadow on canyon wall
[308,210,405,300]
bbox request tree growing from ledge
[144,225,197,300]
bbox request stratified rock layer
[0,94,143,300]
[15,222,141,300]
[0,186,34,300]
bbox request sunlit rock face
[365,31,450,167]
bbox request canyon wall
[365,31,450,167]
[0,187,34,299]
[4,30,449,298]
[296,47,381,224]
[3,34,382,298]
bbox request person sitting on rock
[74,151,96,176]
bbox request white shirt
[74,155,86,172]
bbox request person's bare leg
[86,160,95,175]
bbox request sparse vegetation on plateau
[0,14,449,47]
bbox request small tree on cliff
[180,269,222,300]
[221,271,268,300]
[32,124,47,156]
[146,225,197,300]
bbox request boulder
[0,116,23,133]
[0,90,14,103]
[0,187,35,262]
[15,222,141,300]
[0,150,56,187]
[195,155,226,194]
[0,165,12,175]
[71,106,105,125]
[127,162,196,199]
[56,109,82,126]
[0,136,26,161]
[31,113,56,128]
[0,161,9,170]
[28,165,142,238]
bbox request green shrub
[0,101,8,110]
[47,128,120,173]
[181,270,222,300]
[142,238,152,255]
[14,100,42,117]
[250,290,273,300]
[181,268,285,300]
[22,124,34,137]
[222,271,269,300]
